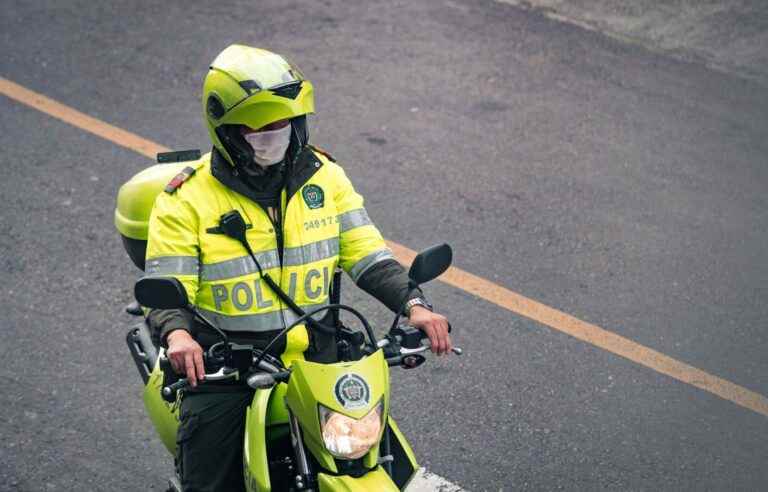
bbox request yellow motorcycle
[117,160,460,491]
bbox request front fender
[318,466,399,491]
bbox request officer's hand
[408,306,453,356]
[166,330,205,387]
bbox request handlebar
[161,365,240,398]
[162,378,190,397]
[380,326,463,369]
[379,337,463,355]
[160,324,462,398]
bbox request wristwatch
[404,297,433,317]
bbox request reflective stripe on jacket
[144,148,392,342]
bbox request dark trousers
[177,390,254,492]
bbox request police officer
[144,45,452,491]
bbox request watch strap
[404,297,433,317]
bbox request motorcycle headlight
[319,401,383,460]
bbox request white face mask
[243,124,292,168]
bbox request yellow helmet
[202,45,315,167]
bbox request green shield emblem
[302,184,324,209]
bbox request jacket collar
[285,146,324,202]
[210,146,324,205]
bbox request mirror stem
[189,303,229,345]
[389,285,420,333]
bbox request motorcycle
[117,157,461,491]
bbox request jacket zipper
[268,205,284,266]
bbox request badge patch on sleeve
[334,374,371,410]
[302,184,325,209]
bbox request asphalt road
[2,0,768,490]
[500,0,768,84]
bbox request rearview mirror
[408,243,452,285]
[134,277,189,309]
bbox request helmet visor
[220,50,305,92]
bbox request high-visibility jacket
[144,147,393,358]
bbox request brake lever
[385,334,464,356]
[399,345,430,355]
[204,366,240,382]
[401,342,463,356]
[398,346,463,355]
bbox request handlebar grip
[162,378,190,399]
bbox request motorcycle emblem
[334,374,371,410]
[302,184,324,209]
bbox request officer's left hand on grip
[166,330,206,387]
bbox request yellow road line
[388,242,768,418]
[0,77,168,158]
[3,75,767,418]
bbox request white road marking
[406,468,466,491]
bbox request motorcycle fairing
[139,349,420,490]
[243,386,271,492]
[385,417,419,488]
[143,353,180,455]
[243,383,291,492]
[285,350,390,474]
[313,420,419,490]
